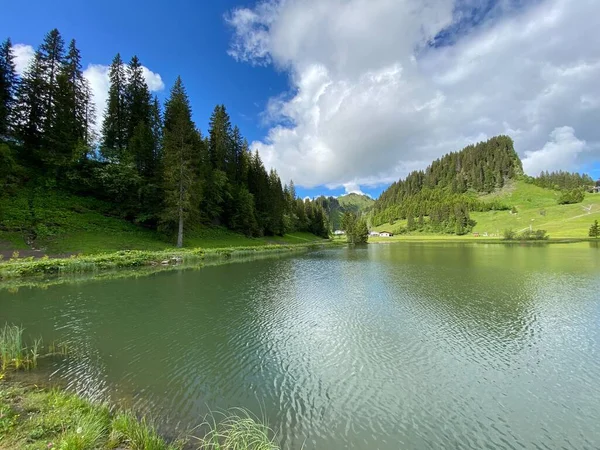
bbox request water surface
[2,242,600,449]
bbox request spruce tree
[208,104,232,172]
[101,53,127,160]
[49,39,92,168]
[124,56,153,175]
[0,38,18,138]
[589,220,599,239]
[161,77,199,247]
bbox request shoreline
[366,236,597,244]
[0,379,278,450]
[0,240,338,282]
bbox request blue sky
[3,0,599,198]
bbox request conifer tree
[101,53,127,160]
[49,39,92,168]
[14,29,65,165]
[161,77,199,247]
[208,104,232,172]
[0,38,18,138]
[589,220,599,239]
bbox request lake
[1,242,600,449]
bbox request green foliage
[0,324,42,371]
[341,212,368,244]
[315,193,374,231]
[589,220,599,238]
[0,38,18,137]
[160,77,200,247]
[110,411,178,450]
[557,189,585,205]
[502,228,549,241]
[372,136,517,231]
[0,383,279,450]
[197,409,279,450]
[1,28,329,249]
[524,170,594,191]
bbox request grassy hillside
[372,180,600,239]
[337,193,375,212]
[0,190,327,256]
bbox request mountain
[315,193,374,231]
[338,193,375,213]
[371,135,596,236]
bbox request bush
[557,189,585,205]
[502,229,516,240]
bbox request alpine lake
[2,242,600,449]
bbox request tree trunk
[177,210,183,248]
[177,151,184,248]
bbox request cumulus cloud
[10,44,165,132]
[522,127,588,176]
[12,44,35,75]
[226,0,600,189]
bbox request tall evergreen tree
[101,53,127,160]
[208,104,232,172]
[161,77,199,247]
[0,38,18,138]
[48,39,92,168]
[14,29,65,166]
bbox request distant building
[379,231,393,237]
[369,231,381,237]
[333,230,346,236]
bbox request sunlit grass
[0,324,41,371]
[194,409,279,450]
[0,383,281,450]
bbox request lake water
[2,243,600,449]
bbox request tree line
[524,170,595,191]
[0,29,329,246]
[371,136,518,233]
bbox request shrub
[558,189,585,205]
[502,229,516,240]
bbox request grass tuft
[195,409,279,450]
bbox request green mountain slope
[373,181,600,238]
[0,189,327,256]
[338,193,375,213]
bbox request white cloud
[522,127,588,176]
[12,44,35,75]
[227,0,600,189]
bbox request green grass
[337,193,375,212]
[0,324,42,371]
[0,189,327,255]
[372,180,600,239]
[0,382,279,450]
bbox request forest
[371,136,521,233]
[0,29,329,248]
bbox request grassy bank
[372,180,600,239]
[0,240,335,281]
[0,323,279,449]
[0,189,327,256]
[0,381,279,450]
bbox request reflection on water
[1,243,600,449]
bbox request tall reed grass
[0,323,42,370]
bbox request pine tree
[0,38,18,138]
[161,77,199,247]
[208,104,232,172]
[14,29,65,166]
[589,220,599,239]
[101,53,127,160]
[48,39,92,168]
[124,56,153,174]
